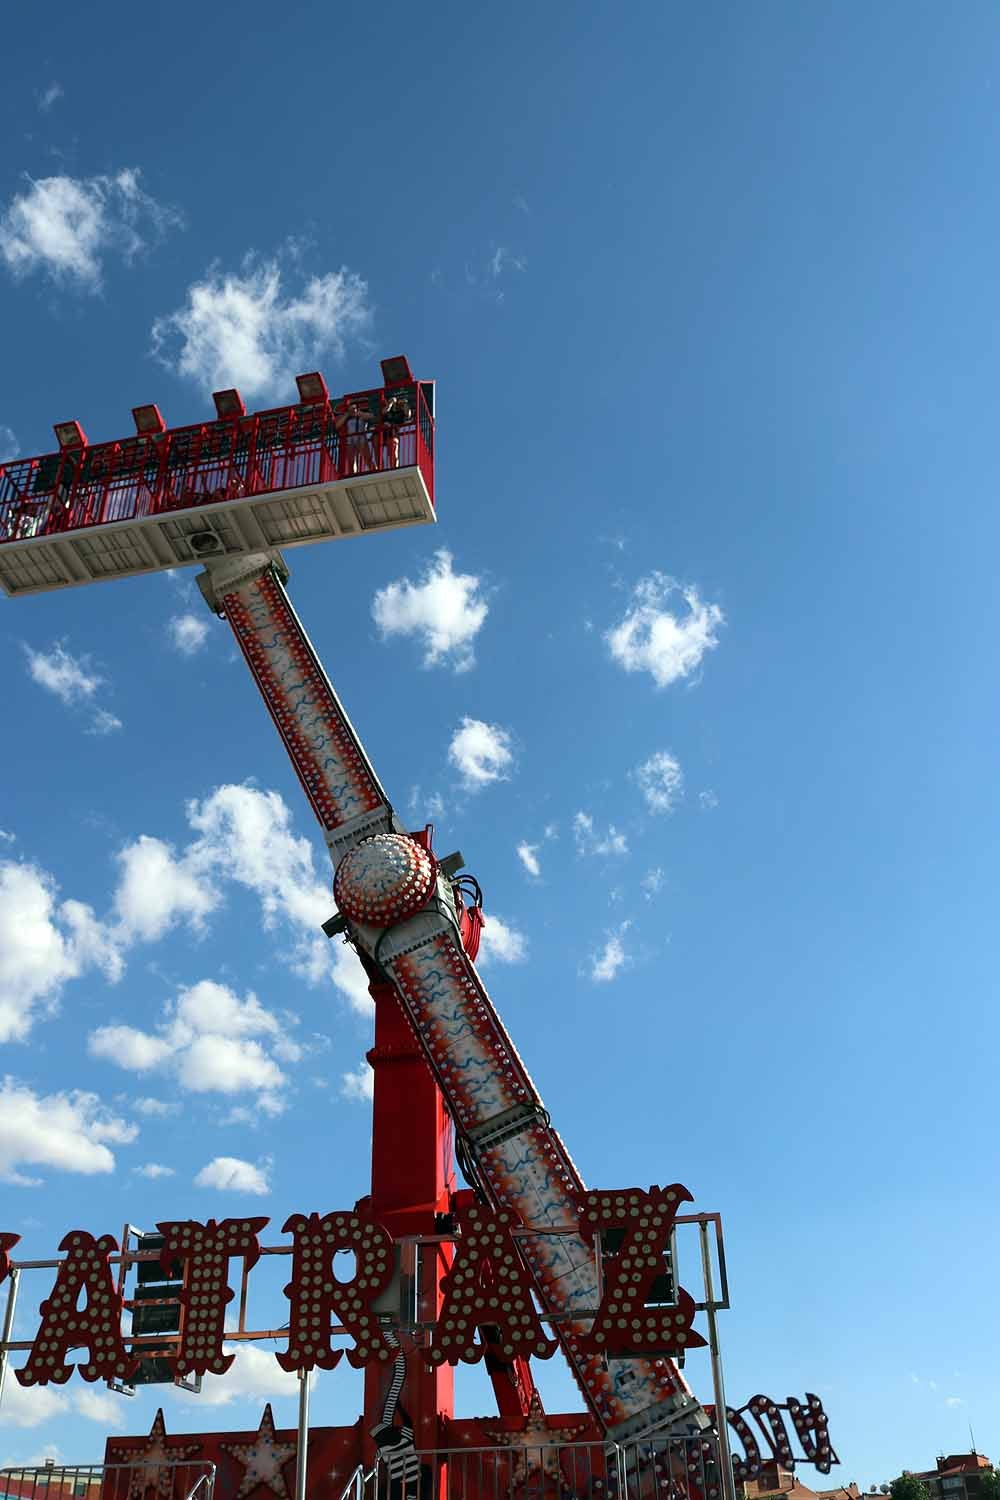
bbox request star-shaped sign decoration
[221,1403,298,1500]
[486,1393,592,1494]
[107,1408,203,1500]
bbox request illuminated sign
[723,1394,838,1477]
[2,1187,703,1388]
[0,1196,839,1479]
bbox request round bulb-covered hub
[334,834,437,928]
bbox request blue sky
[1,0,999,1483]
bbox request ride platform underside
[0,372,434,597]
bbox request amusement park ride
[0,360,836,1500]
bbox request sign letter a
[426,1201,557,1367]
[17,1231,136,1387]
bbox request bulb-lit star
[221,1403,298,1500]
[107,1408,202,1500]
[487,1393,591,1493]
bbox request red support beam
[363,979,455,1455]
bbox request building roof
[742,1457,995,1500]
[932,1457,993,1476]
[0,1480,101,1500]
[742,1464,853,1500]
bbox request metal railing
[619,1436,723,1500]
[0,383,434,548]
[0,1461,214,1500]
[346,1434,724,1500]
[338,1462,374,1500]
[0,1437,723,1500]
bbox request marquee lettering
[156,1217,268,1378]
[16,1231,136,1387]
[746,1395,795,1467]
[723,1406,762,1480]
[786,1394,836,1473]
[276,1209,397,1373]
[0,1209,838,1475]
[723,1395,839,1479]
[425,1199,557,1367]
[575,1185,706,1357]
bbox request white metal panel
[0,468,434,597]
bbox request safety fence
[0,384,434,547]
[3,1436,722,1500]
[0,1461,214,1500]
[341,1433,724,1500]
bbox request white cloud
[185,784,371,1005]
[87,708,123,736]
[341,1060,375,1102]
[606,575,724,689]
[0,860,122,1043]
[74,1388,126,1423]
[184,1035,287,1098]
[447,718,513,789]
[573,812,628,857]
[176,1341,305,1407]
[1,1446,66,1468]
[186,785,329,935]
[113,834,219,943]
[945,1396,964,1408]
[132,1096,179,1117]
[641,867,665,900]
[409,787,447,823]
[88,979,295,1113]
[463,245,527,303]
[699,789,719,810]
[0,425,18,462]
[635,750,683,814]
[24,643,100,704]
[132,1162,175,1179]
[516,842,540,878]
[23,643,122,734]
[116,784,370,1014]
[5,784,369,1050]
[372,550,488,672]
[90,1026,173,1072]
[59,897,123,980]
[590,927,630,984]
[329,939,374,1016]
[489,246,527,278]
[0,1376,66,1427]
[0,169,179,289]
[175,980,292,1045]
[476,913,528,966]
[0,1078,137,1186]
[168,612,209,655]
[151,253,370,401]
[194,1156,270,1195]
[37,82,64,113]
